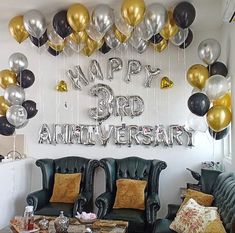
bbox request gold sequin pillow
[204,219,226,233]
[113,179,147,210]
[50,173,81,203]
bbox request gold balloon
[9,15,29,43]
[213,92,231,111]
[56,80,68,92]
[114,26,130,43]
[121,0,146,27]
[160,11,179,40]
[206,106,232,132]
[81,36,103,57]
[67,3,90,32]
[160,77,174,89]
[152,39,168,53]
[77,31,88,44]
[0,96,9,116]
[187,64,209,90]
[48,41,65,52]
[0,69,17,89]
[69,31,88,45]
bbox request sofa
[153,170,235,233]
[27,156,98,217]
[95,157,167,233]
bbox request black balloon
[53,10,72,39]
[209,127,229,140]
[179,28,193,49]
[22,100,38,119]
[188,93,210,116]
[17,69,35,88]
[149,33,163,44]
[173,2,196,29]
[99,42,111,54]
[48,46,61,56]
[30,30,48,47]
[0,116,15,136]
[208,62,228,77]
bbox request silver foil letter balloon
[95,124,114,146]
[127,125,141,147]
[88,83,114,122]
[114,124,128,145]
[125,60,142,83]
[141,126,154,145]
[144,65,161,88]
[128,96,144,118]
[168,125,184,146]
[88,60,104,82]
[107,57,123,81]
[154,125,169,147]
[53,124,69,144]
[183,126,195,147]
[38,124,52,144]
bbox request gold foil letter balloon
[186,64,209,90]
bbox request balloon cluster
[8,0,196,57]
[0,53,38,136]
[186,39,231,140]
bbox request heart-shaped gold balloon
[160,77,174,89]
[56,80,68,92]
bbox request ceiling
[0,0,228,35]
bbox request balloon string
[77,51,80,125]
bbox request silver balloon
[113,96,129,117]
[107,57,123,81]
[114,12,133,36]
[66,65,89,90]
[92,4,114,34]
[129,31,144,49]
[135,40,148,54]
[95,124,114,146]
[47,23,64,45]
[88,60,104,82]
[4,85,25,105]
[88,84,114,121]
[154,125,169,147]
[134,21,154,41]
[86,24,104,41]
[66,37,81,53]
[6,105,27,127]
[170,28,188,46]
[129,96,144,118]
[204,74,229,100]
[141,126,154,145]
[125,60,142,83]
[145,3,167,34]
[38,124,52,144]
[168,125,183,146]
[68,124,81,144]
[23,9,47,39]
[185,113,207,132]
[53,124,69,144]
[105,28,121,49]
[144,65,161,87]
[114,124,128,145]
[183,127,195,147]
[63,43,75,57]
[81,125,95,145]
[127,125,141,146]
[15,119,29,129]
[191,87,202,94]
[9,53,28,73]
[198,39,221,65]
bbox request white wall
[0,6,227,224]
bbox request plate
[75,217,97,224]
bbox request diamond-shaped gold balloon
[56,80,68,92]
[160,77,174,89]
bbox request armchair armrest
[165,204,180,220]
[146,193,160,224]
[26,189,50,211]
[73,191,92,215]
[95,192,114,218]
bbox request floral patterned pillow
[169,198,218,233]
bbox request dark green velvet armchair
[95,157,167,233]
[27,156,98,217]
[153,170,235,233]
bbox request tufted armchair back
[212,173,235,232]
[36,156,98,196]
[100,157,167,195]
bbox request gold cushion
[183,189,214,207]
[204,219,226,233]
[50,173,81,203]
[113,179,147,210]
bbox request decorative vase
[54,211,69,233]
[38,217,49,230]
